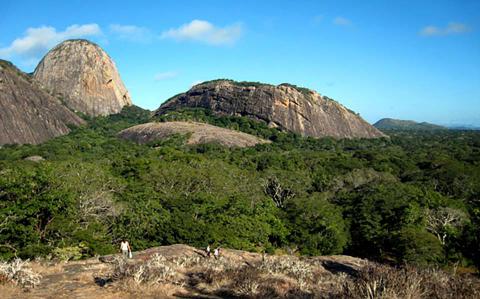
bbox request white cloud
[0,24,102,64]
[160,20,242,45]
[420,22,470,36]
[333,17,352,26]
[154,71,179,81]
[109,24,152,42]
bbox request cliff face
[156,80,386,139]
[0,60,85,145]
[33,39,132,117]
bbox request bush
[51,243,89,261]
[0,259,41,288]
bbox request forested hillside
[0,106,479,272]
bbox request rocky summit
[156,80,386,139]
[33,39,132,117]
[0,60,85,145]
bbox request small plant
[52,243,89,261]
[0,259,41,288]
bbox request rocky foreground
[1,244,479,299]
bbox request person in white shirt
[214,247,220,259]
[206,245,211,257]
[120,239,131,258]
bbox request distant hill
[448,125,480,131]
[155,79,386,139]
[118,121,270,147]
[373,118,447,131]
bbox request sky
[1,0,479,126]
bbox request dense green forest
[0,106,479,272]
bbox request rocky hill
[374,118,447,131]
[33,39,132,117]
[118,121,270,147]
[155,80,386,139]
[0,60,85,145]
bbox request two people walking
[206,244,221,259]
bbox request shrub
[0,259,41,288]
[51,243,89,261]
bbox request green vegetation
[198,79,274,88]
[0,107,479,272]
[279,83,312,96]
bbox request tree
[426,207,468,245]
[263,177,295,208]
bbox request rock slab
[118,121,270,147]
[0,60,85,145]
[34,39,132,116]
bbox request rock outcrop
[156,80,386,139]
[374,118,447,131]
[33,39,131,116]
[0,60,85,145]
[119,121,270,147]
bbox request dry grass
[340,264,480,299]
[0,284,25,298]
[103,252,480,299]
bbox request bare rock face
[119,121,270,147]
[33,39,132,116]
[156,80,386,139]
[0,60,85,145]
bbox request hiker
[214,247,220,259]
[120,239,131,258]
[206,245,211,257]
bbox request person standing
[206,245,211,257]
[214,247,220,259]
[120,239,131,258]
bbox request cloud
[154,71,179,81]
[160,20,242,45]
[420,22,470,36]
[333,17,352,26]
[0,24,101,65]
[109,24,152,42]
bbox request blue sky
[1,0,479,126]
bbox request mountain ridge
[156,79,386,139]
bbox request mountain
[118,121,270,147]
[448,125,480,131]
[374,118,447,131]
[0,60,85,145]
[33,39,132,117]
[155,80,386,139]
